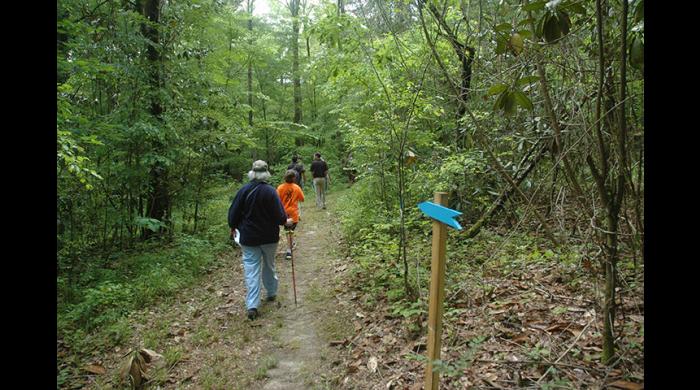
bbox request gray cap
[251,160,269,172]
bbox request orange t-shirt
[276,182,305,223]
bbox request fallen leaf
[609,380,644,390]
[512,333,530,343]
[139,348,163,363]
[347,359,362,374]
[527,323,549,332]
[83,364,106,375]
[546,323,568,332]
[329,339,348,347]
[119,351,147,387]
[368,356,378,373]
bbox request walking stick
[287,230,298,306]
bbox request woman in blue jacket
[228,160,292,320]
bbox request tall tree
[139,0,170,238]
[247,0,255,127]
[286,0,303,124]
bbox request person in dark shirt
[310,152,329,209]
[287,156,306,189]
[228,160,293,320]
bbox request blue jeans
[240,242,279,310]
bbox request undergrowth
[57,181,236,354]
[335,179,635,327]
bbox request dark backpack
[288,163,303,184]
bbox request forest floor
[64,187,644,390]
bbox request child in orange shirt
[277,170,305,259]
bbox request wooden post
[424,192,449,390]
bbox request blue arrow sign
[418,201,463,230]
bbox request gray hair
[248,170,271,181]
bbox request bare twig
[536,318,593,384]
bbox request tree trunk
[290,0,303,124]
[138,0,169,239]
[247,0,254,127]
[337,0,344,50]
[421,1,475,148]
[588,0,629,365]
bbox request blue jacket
[228,180,288,246]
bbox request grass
[254,356,279,380]
[305,281,325,304]
[192,325,215,347]
[143,320,170,349]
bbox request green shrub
[58,225,224,351]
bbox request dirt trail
[262,202,338,389]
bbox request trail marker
[418,201,463,230]
[418,192,462,390]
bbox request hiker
[228,160,293,320]
[319,154,330,195]
[277,170,305,259]
[310,152,329,209]
[287,155,306,189]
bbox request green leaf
[493,90,508,111]
[522,0,547,12]
[495,23,513,32]
[488,84,508,96]
[536,14,547,38]
[512,90,534,110]
[516,75,540,87]
[134,217,167,232]
[564,2,586,14]
[503,92,516,115]
[543,14,562,42]
[517,18,536,27]
[510,33,524,55]
[517,30,533,39]
[629,34,644,69]
[495,37,507,54]
[634,0,644,24]
[557,10,571,35]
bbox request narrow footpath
[262,195,343,389]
